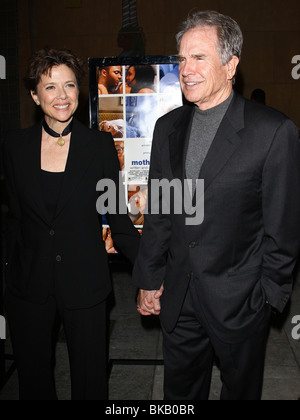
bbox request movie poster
[89,58,183,254]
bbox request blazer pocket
[227,265,262,277]
[215,172,255,184]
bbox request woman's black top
[41,170,64,220]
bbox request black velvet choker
[42,119,73,147]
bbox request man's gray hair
[176,10,243,65]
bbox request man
[98,66,123,94]
[133,10,300,400]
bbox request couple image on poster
[2,10,300,401]
[98,64,156,95]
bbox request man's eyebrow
[191,54,206,59]
[177,53,206,60]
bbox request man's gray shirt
[186,91,234,195]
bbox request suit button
[186,272,192,280]
[189,242,197,248]
[49,230,55,236]
[56,255,62,263]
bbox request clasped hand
[137,285,164,316]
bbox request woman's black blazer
[2,118,140,308]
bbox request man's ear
[30,90,40,106]
[227,55,240,81]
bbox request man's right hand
[137,285,164,316]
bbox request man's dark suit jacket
[3,118,140,309]
[133,92,300,343]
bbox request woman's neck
[44,116,74,134]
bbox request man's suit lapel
[168,94,245,195]
[199,94,245,193]
[54,119,95,220]
[168,105,195,180]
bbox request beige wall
[18,0,300,127]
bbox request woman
[124,65,155,94]
[2,48,140,400]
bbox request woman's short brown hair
[23,47,85,93]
